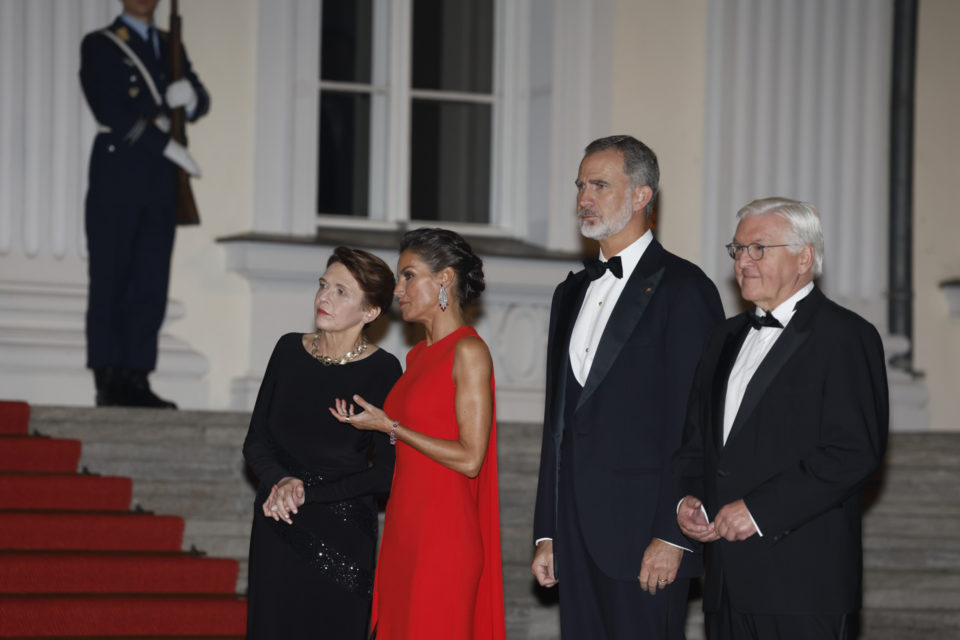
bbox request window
[316,0,498,227]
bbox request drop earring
[438,284,448,311]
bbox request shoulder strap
[99,29,163,106]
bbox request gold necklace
[310,332,368,366]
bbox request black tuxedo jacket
[533,238,723,580]
[674,286,889,614]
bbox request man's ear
[633,185,654,215]
[797,244,815,275]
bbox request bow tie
[747,312,783,330]
[583,256,623,280]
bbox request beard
[578,196,634,240]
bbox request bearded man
[532,135,724,639]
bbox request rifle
[168,0,200,225]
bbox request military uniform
[79,15,209,407]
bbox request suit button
[107,145,115,153]
[717,468,730,478]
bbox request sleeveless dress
[243,333,402,639]
[371,326,506,639]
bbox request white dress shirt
[721,281,814,535]
[568,230,653,385]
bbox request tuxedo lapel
[724,288,823,447]
[549,270,590,435]
[577,240,665,411]
[713,319,750,451]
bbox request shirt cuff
[657,537,693,554]
[535,537,552,546]
[747,508,763,537]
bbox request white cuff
[657,537,693,554]
[747,509,763,537]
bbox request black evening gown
[243,333,402,639]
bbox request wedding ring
[657,578,667,584]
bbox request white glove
[153,114,171,133]
[165,79,198,113]
[163,139,201,177]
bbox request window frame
[287,0,525,237]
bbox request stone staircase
[28,406,960,639]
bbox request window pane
[412,0,493,93]
[318,91,370,216]
[410,100,491,224]
[321,0,373,83]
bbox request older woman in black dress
[243,247,402,639]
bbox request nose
[393,281,403,298]
[578,188,592,210]
[734,246,753,268]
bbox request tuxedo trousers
[706,583,854,640]
[556,433,689,640]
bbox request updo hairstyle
[327,246,395,315]
[400,228,485,307]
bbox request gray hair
[583,135,659,218]
[736,197,824,277]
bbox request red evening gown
[371,326,506,639]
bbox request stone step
[863,569,960,610]
[865,467,960,503]
[865,546,960,571]
[865,500,960,519]
[130,481,256,519]
[865,535,960,553]
[860,608,960,639]
[879,434,960,468]
[864,514,960,538]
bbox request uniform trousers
[85,135,176,372]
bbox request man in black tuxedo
[675,198,889,640]
[531,135,724,638]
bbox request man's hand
[678,495,719,542]
[637,538,684,595]
[713,499,758,541]
[531,540,558,587]
[165,78,198,112]
[162,139,201,177]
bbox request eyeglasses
[724,242,796,261]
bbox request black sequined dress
[243,333,402,639]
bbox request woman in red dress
[330,228,505,639]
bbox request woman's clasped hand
[261,475,305,524]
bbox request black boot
[93,367,123,406]
[119,369,178,409]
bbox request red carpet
[0,436,82,472]
[0,473,132,510]
[0,401,246,638]
[0,401,29,434]
[0,552,238,594]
